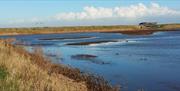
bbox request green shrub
[0,66,7,79]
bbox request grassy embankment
[0,24,180,35]
[0,25,139,35]
[0,39,119,91]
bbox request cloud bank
[54,3,180,21]
[2,3,180,28]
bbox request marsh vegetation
[0,39,119,91]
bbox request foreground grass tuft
[0,66,7,79]
[0,66,19,91]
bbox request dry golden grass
[0,25,140,35]
[0,24,179,36]
[159,24,180,30]
[0,40,87,91]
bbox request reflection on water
[1,31,180,91]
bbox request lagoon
[1,31,180,91]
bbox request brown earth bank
[102,29,180,35]
[0,24,180,36]
[0,39,119,91]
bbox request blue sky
[0,0,180,27]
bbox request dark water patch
[159,81,180,91]
[39,36,94,40]
[96,49,112,52]
[71,54,110,65]
[115,53,120,55]
[66,40,118,46]
[46,54,57,57]
[46,53,62,59]
[169,85,180,91]
[139,57,148,61]
[71,54,97,59]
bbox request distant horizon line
[0,23,179,29]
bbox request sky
[0,0,180,28]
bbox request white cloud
[2,3,180,28]
[54,3,180,20]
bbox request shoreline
[0,24,180,36]
[102,29,180,35]
[0,29,179,36]
[0,39,119,91]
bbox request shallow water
[1,31,180,91]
